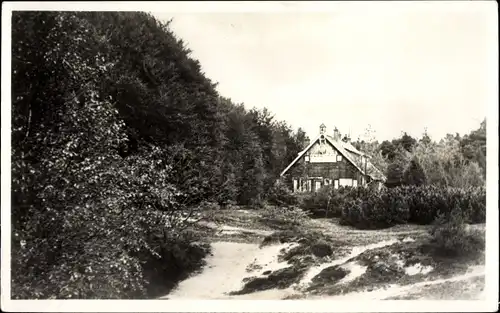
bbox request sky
[152,1,497,142]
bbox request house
[280,123,386,193]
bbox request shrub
[266,180,298,207]
[259,206,311,230]
[299,186,363,218]
[429,210,485,258]
[339,185,485,229]
[138,230,211,298]
[405,185,486,225]
[298,186,332,217]
[340,188,410,229]
[297,189,329,217]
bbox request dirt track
[162,210,485,300]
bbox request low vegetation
[339,185,485,230]
[259,206,311,230]
[429,210,485,258]
[230,266,307,295]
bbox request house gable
[280,126,386,182]
[280,134,366,177]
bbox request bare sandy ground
[163,213,485,300]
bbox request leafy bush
[298,187,332,217]
[259,206,311,229]
[266,180,298,207]
[299,186,365,218]
[429,210,485,257]
[137,230,211,297]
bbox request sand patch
[405,263,434,276]
[299,239,398,288]
[338,262,368,284]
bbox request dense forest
[11,12,486,299]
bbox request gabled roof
[280,134,323,177]
[341,140,366,156]
[280,134,386,181]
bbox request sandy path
[164,241,299,300]
[163,242,260,299]
[161,219,485,300]
[162,238,400,300]
[298,239,399,288]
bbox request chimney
[333,127,341,141]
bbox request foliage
[137,230,211,297]
[298,186,369,218]
[358,122,486,190]
[340,188,410,229]
[266,180,298,207]
[11,11,306,299]
[339,185,485,229]
[259,206,312,230]
[412,131,485,188]
[430,210,485,257]
[402,157,427,186]
[385,146,412,188]
[297,187,333,217]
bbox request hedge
[298,185,485,229]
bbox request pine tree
[403,157,427,186]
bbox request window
[315,181,322,191]
[293,179,298,192]
[339,179,353,187]
[305,155,310,162]
[334,180,339,189]
[353,180,358,187]
[337,155,342,162]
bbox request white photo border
[2,1,498,312]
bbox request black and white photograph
[1,1,498,312]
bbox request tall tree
[403,157,427,186]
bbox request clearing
[160,208,485,300]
